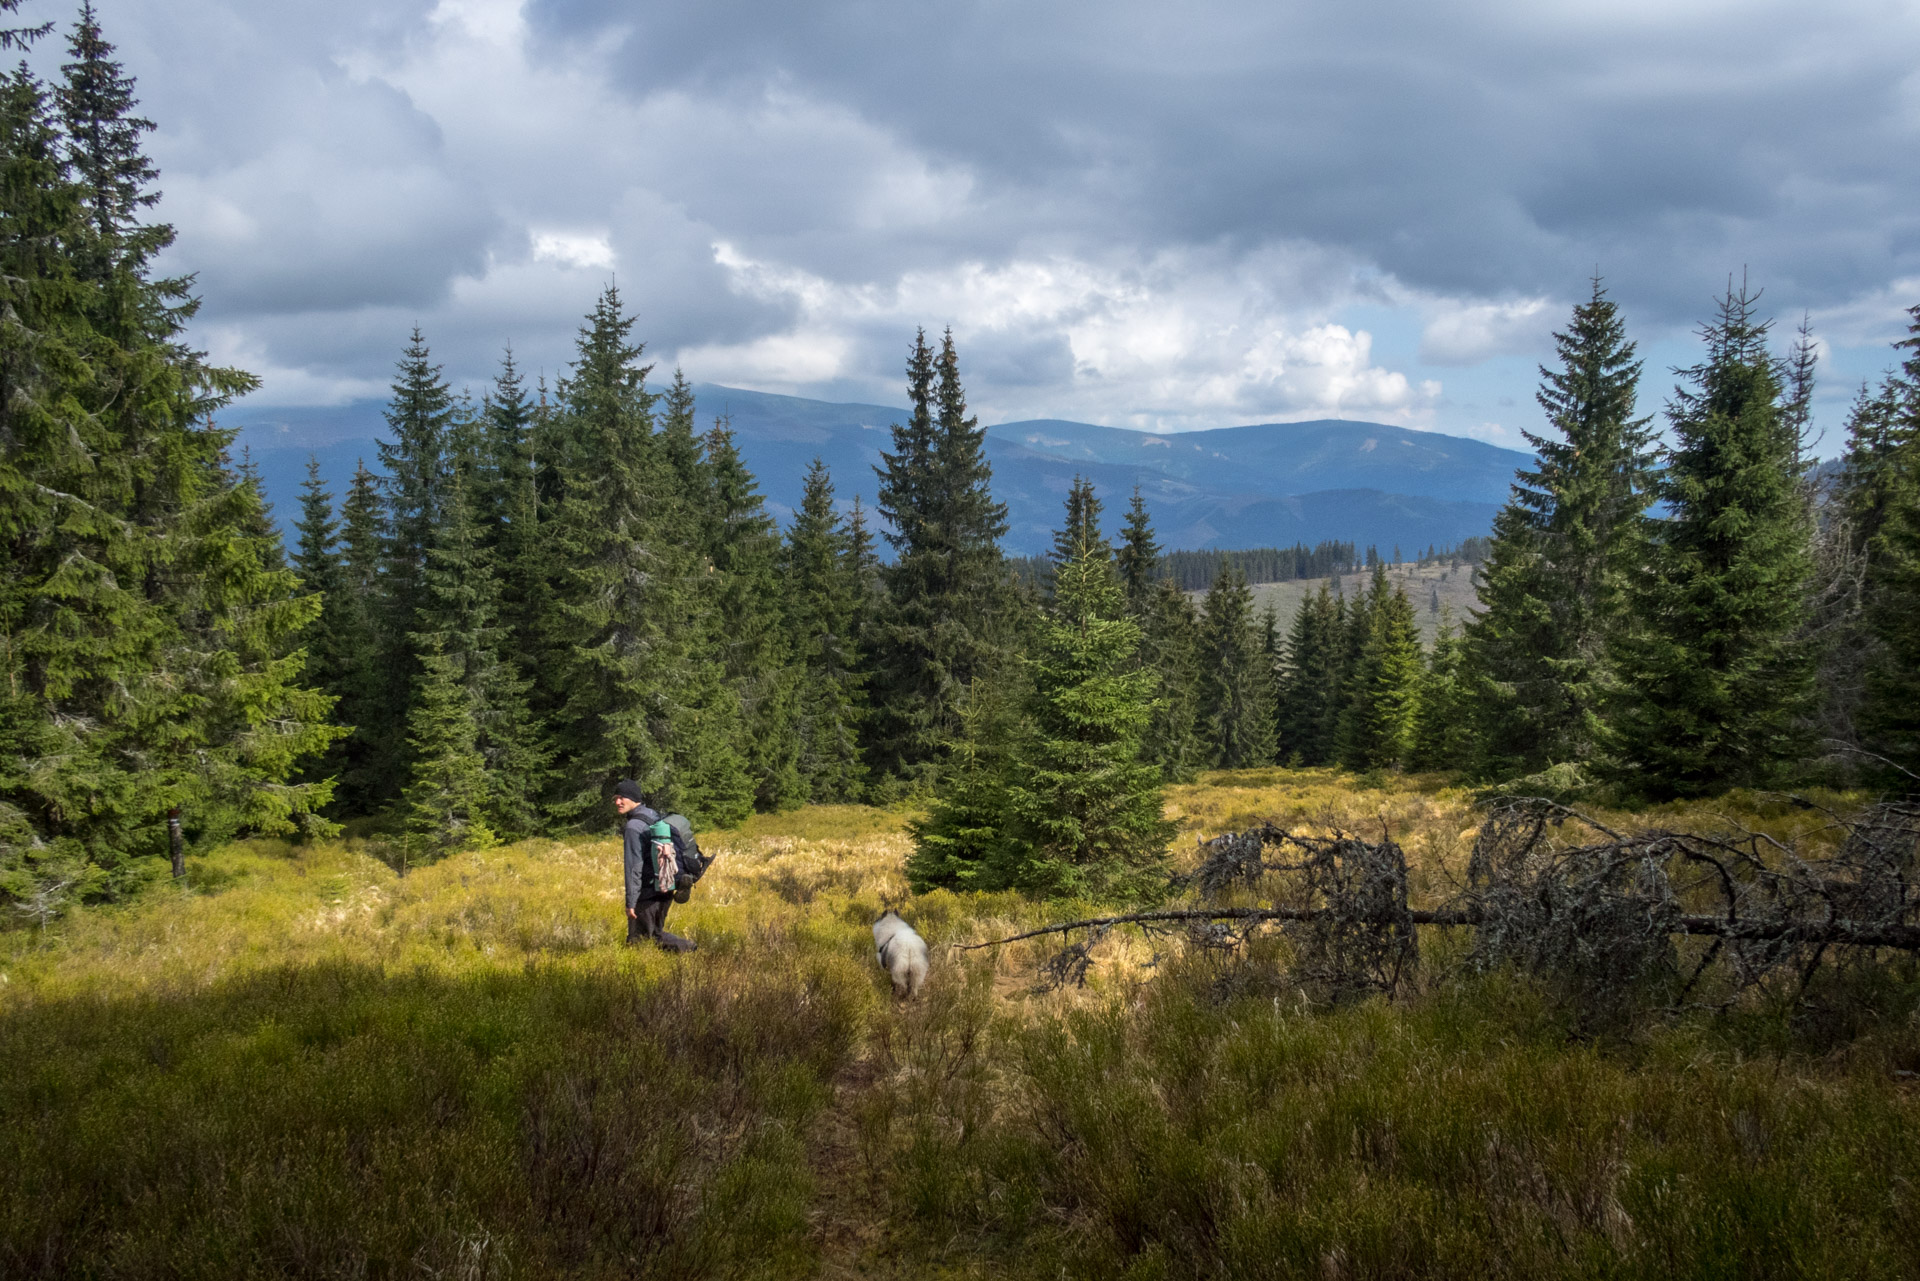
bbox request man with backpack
[613,780,696,953]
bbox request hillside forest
[4,3,1920,915]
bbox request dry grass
[2,771,1916,1279]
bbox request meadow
[3,771,1917,1279]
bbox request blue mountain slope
[231,384,1526,559]
[992,417,1529,506]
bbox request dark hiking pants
[627,893,695,952]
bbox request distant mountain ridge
[231,384,1531,559]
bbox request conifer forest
[5,5,1920,1279]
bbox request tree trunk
[168,807,184,879]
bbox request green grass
[3,773,1916,1278]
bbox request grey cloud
[34,0,1917,432]
[527,0,1920,326]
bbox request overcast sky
[52,0,1920,445]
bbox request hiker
[614,780,696,952]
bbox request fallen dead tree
[962,798,1920,1018]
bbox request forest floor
[3,770,1917,1279]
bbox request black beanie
[612,779,645,803]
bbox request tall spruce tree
[158,451,343,848]
[370,330,454,800]
[904,674,1025,892]
[1337,566,1424,770]
[2,16,333,910]
[0,48,163,895]
[543,287,660,817]
[1850,306,1920,779]
[1465,279,1655,779]
[657,368,708,496]
[1115,486,1161,609]
[328,459,388,811]
[999,509,1174,897]
[405,463,544,845]
[704,417,803,810]
[869,328,1010,782]
[1047,475,1107,598]
[1611,282,1815,795]
[783,459,868,801]
[1139,581,1204,782]
[910,490,1172,896]
[292,459,360,791]
[1196,561,1277,768]
[1409,616,1472,771]
[543,287,749,825]
[480,348,547,679]
[1117,496,1203,781]
[1276,584,1344,765]
[401,637,498,858]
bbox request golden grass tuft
[2,771,1915,1280]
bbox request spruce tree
[1465,279,1655,779]
[154,453,344,847]
[1611,283,1815,795]
[409,445,546,841]
[1115,486,1160,609]
[1139,581,1204,781]
[844,493,883,695]
[1120,495,1202,782]
[481,347,547,678]
[1260,605,1284,753]
[999,514,1174,898]
[1196,561,1276,768]
[2,23,334,908]
[911,490,1173,897]
[0,56,157,892]
[1276,584,1343,765]
[1410,616,1472,771]
[292,458,344,665]
[933,327,1008,585]
[370,329,454,800]
[292,459,358,791]
[1853,306,1920,778]
[868,328,1010,782]
[57,1,157,275]
[543,287,750,826]
[379,329,453,618]
[904,676,1023,891]
[705,416,803,810]
[657,368,709,497]
[401,640,498,858]
[782,459,868,802]
[1337,567,1424,770]
[1862,481,1920,780]
[329,460,388,811]
[543,287,660,816]
[1047,475,1107,598]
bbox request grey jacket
[622,806,663,910]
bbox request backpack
[644,817,678,895]
[663,813,710,901]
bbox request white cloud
[683,242,1441,430]
[530,230,616,271]
[1419,296,1557,365]
[1806,277,1920,349]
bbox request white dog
[872,909,929,999]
